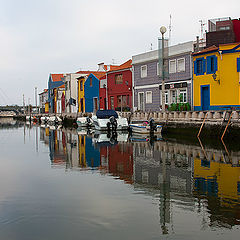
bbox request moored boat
[129,119,162,135]
[76,116,93,128]
[48,116,62,125]
[92,110,128,131]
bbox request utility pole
[35,87,37,114]
[23,94,25,114]
[160,26,167,112]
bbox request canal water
[0,119,240,240]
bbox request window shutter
[194,60,197,75]
[202,59,206,74]
[214,56,218,72]
[206,56,211,74]
[237,58,240,72]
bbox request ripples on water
[0,119,239,240]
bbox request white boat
[48,116,62,125]
[76,116,93,128]
[129,119,162,135]
[40,116,49,124]
[92,110,128,131]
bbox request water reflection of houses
[132,139,240,232]
[40,126,68,167]
[97,138,134,184]
[193,155,240,228]
[133,140,194,234]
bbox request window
[219,26,230,31]
[90,77,92,87]
[171,90,177,103]
[206,55,217,74]
[194,58,206,75]
[177,58,185,72]
[161,91,169,105]
[115,74,123,84]
[169,59,176,73]
[157,62,162,76]
[165,91,169,104]
[80,80,83,91]
[237,58,240,72]
[179,89,187,103]
[141,65,147,78]
[146,91,152,103]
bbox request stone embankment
[15,110,240,139]
[119,110,240,139]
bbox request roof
[39,89,48,95]
[76,70,106,80]
[192,45,218,56]
[107,59,132,73]
[51,74,65,82]
[104,65,121,71]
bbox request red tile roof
[192,45,218,56]
[51,74,65,82]
[107,59,132,72]
[75,70,106,79]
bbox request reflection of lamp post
[160,26,167,112]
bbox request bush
[168,102,191,111]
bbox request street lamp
[160,26,167,112]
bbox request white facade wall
[64,73,87,113]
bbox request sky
[0,0,239,105]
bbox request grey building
[132,41,194,111]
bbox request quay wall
[14,110,240,139]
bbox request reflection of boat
[129,119,162,135]
[77,127,94,135]
[40,116,49,124]
[49,125,62,130]
[93,132,128,145]
[26,115,38,122]
[92,110,128,131]
[76,116,93,128]
[48,116,62,125]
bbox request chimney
[196,36,200,52]
[98,62,106,71]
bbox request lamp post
[160,26,167,112]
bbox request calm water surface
[0,119,240,240]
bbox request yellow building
[78,135,86,167]
[77,76,86,113]
[193,43,240,110]
[194,158,240,206]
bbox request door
[110,97,114,110]
[104,98,107,110]
[80,98,84,112]
[201,85,210,110]
[138,92,144,111]
[93,97,98,112]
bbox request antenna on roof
[150,43,153,50]
[169,14,172,45]
[112,59,115,65]
[199,20,206,39]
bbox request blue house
[48,74,65,113]
[84,73,102,112]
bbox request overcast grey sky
[0,0,239,105]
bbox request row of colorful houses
[39,17,240,113]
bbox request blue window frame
[194,57,206,75]
[237,58,240,72]
[206,55,217,74]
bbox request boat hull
[129,124,162,134]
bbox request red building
[107,60,132,111]
[107,143,133,184]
